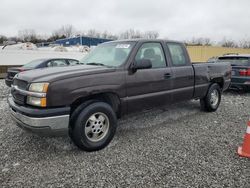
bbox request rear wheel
[200,83,221,112]
[243,86,250,92]
[70,102,117,151]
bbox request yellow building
[187,45,250,63]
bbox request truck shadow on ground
[224,89,250,95]
[6,89,249,154]
[10,100,202,153]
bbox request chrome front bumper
[8,96,70,136]
[10,108,69,136]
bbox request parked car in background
[215,54,250,91]
[5,58,80,87]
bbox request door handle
[164,73,172,79]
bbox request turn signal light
[27,96,47,107]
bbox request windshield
[22,59,45,68]
[80,42,136,67]
[217,57,250,65]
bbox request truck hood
[15,65,116,83]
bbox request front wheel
[200,83,222,112]
[70,102,117,151]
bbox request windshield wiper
[86,62,105,66]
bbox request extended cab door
[125,42,173,113]
[165,42,195,102]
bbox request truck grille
[13,79,28,90]
[12,91,26,105]
[11,79,29,105]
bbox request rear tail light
[239,69,250,76]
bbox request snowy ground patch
[0,48,87,66]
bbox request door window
[68,59,80,65]
[47,60,68,67]
[166,43,187,66]
[135,43,166,68]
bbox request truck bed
[192,62,231,97]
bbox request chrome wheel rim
[84,112,109,142]
[210,89,219,107]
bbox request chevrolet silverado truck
[8,39,231,151]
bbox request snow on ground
[3,42,37,50]
[38,46,90,52]
[0,43,89,65]
[0,49,86,65]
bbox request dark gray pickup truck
[8,39,231,151]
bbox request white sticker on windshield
[116,44,130,48]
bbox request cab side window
[166,43,187,66]
[135,43,166,68]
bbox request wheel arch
[211,77,224,89]
[70,92,122,118]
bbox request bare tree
[107,33,118,40]
[144,31,159,39]
[0,35,7,44]
[119,30,129,39]
[192,37,203,45]
[202,38,212,46]
[133,30,144,39]
[101,31,109,39]
[119,29,160,39]
[63,25,75,38]
[185,37,212,46]
[220,38,238,48]
[119,29,144,39]
[86,29,101,38]
[100,31,118,39]
[18,29,37,42]
[47,32,66,42]
[239,39,250,49]
[53,25,75,38]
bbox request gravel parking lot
[0,79,249,187]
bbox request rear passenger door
[165,43,195,102]
[126,42,173,112]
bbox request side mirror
[132,59,152,72]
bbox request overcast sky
[0,0,249,41]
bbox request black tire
[69,100,98,139]
[70,102,117,151]
[243,86,250,92]
[200,83,221,112]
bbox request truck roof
[104,38,183,44]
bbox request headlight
[27,96,47,107]
[27,82,49,107]
[29,83,49,93]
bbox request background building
[55,36,112,47]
